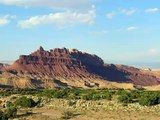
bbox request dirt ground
[18,108,160,120]
[17,99,160,120]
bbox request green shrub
[0,102,17,119]
[6,101,14,108]
[81,93,93,100]
[43,89,55,98]
[0,110,3,116]
[91,92,112,100]
[54,90,68,98]
[0,112,8,120]
[15,97,36,108]
[0,110,4,120]
[92,94,101,100]
[0,107,17,120]
[130,90,141,99]
[139,92,160,106]
[101,92,112,100]
[68,90,81,99]
[42,89,69,98]
[118,92,133,104]
[6,106,17,118]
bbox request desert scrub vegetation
[43,88,113,100]
[14,96,37,108]
[0,105,17,120]
[0,88,43,97]
[117,90,160,106]
[138,91,160,106]
[118,91,133,104]
[0,88,160,106]
[0,96,37,119]
[0,88,160,120]
[5,96,37,108]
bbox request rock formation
[0,47,160,88]
[5,47,93,78]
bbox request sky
[0,0,160,68]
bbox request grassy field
[0,88,160,120]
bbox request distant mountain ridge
[0,47,160,89]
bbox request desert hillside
[0,47,160,89]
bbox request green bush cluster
[0,110,7,120]
[117,90,160,106]
[0,89,43,97]
[0,88,114,101]
[15,97,36,108]
[139,92,160,106]
[118,92,133,104]
[0,97,36,119]
[6,106,17,118]
[80,92,112,100]
[0,88,160,107]
[0,106,17,120]
[41,89,113,101]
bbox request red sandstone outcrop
[1,47,160,88]
[5,47,95,78]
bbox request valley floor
[17,99,160,120]
[22,108,160,120]
[0,89,160,120]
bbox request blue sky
[0,0,160,68]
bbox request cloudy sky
[0,0,160,68]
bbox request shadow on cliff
[54,79,68,87]
[0,84,14,88]
[71,51,131,83]
[86,64,131,83]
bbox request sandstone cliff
[0,47,160,88]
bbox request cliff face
[5,47,96,78]
[1,47,160,88]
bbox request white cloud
[106,12,115,19]
[0,15,16,26]
[148,48,159,55]
[145,8,159,13]
[0,0,95,11]
[18,9,96,29]
[106,8,137,19]
[119,8,137,16]
[0,17,9,26]
[126,26,138,31]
